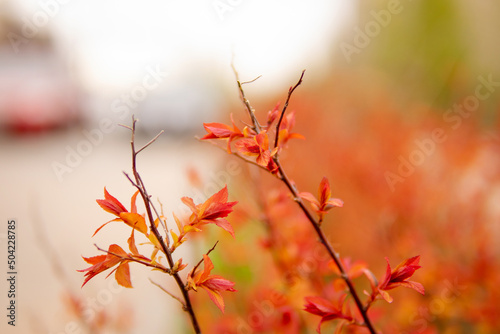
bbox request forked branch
[124,117,202,334]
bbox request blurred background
[0,0,499,333]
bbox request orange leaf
[119,212,148,235]
[78,244,127,287]
[148,232,163,250]
[108,244,128,258]
[201,286,226,313]
[115,262,132,288]
[130,190,140,214]
[127,229,139,255]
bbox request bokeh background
[1,0,499,333]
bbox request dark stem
[274,70,305,149]
[190,241,219,276]
[232,65,262,133]
[127,117,201,334]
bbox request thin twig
[190,241,219,275]
[136,130,164,155]
[241,75,262,85]
[149,279,186,308]
[274,70,305,149]
[118,124,133,131]
[231,65,262,133]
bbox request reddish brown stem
[274,70,305,148]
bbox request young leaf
[182,186,237,237]
[96,188,128,216]
[187,255,236,313]
[377,256,425,303]
[127,229,139,255]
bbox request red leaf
[377,256,425,303]
[266,102,281,127]
[96,188,128,216]
[304,294,351,333]
[183,186,237,237]
[201,115,243,153]
[188,255,236,313]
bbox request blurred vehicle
[0,7,81,134]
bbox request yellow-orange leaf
[127,229,139,255]
[115,262,132,288]
[170,230,179,245]
[151,248,159,262]
[119,212,148,235]
[173,212,183,233]
[148,232,162,250]
[183,225,201,233]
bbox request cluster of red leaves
[201,103,303,174]
[79,186,238,313]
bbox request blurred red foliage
[195,71,500,333]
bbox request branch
[229,73,377,334]
[190,241,219,276]
[231,65,262,133]
[274,70,305,149]
[149,279,186,309]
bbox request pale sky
[10,0,355,94]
